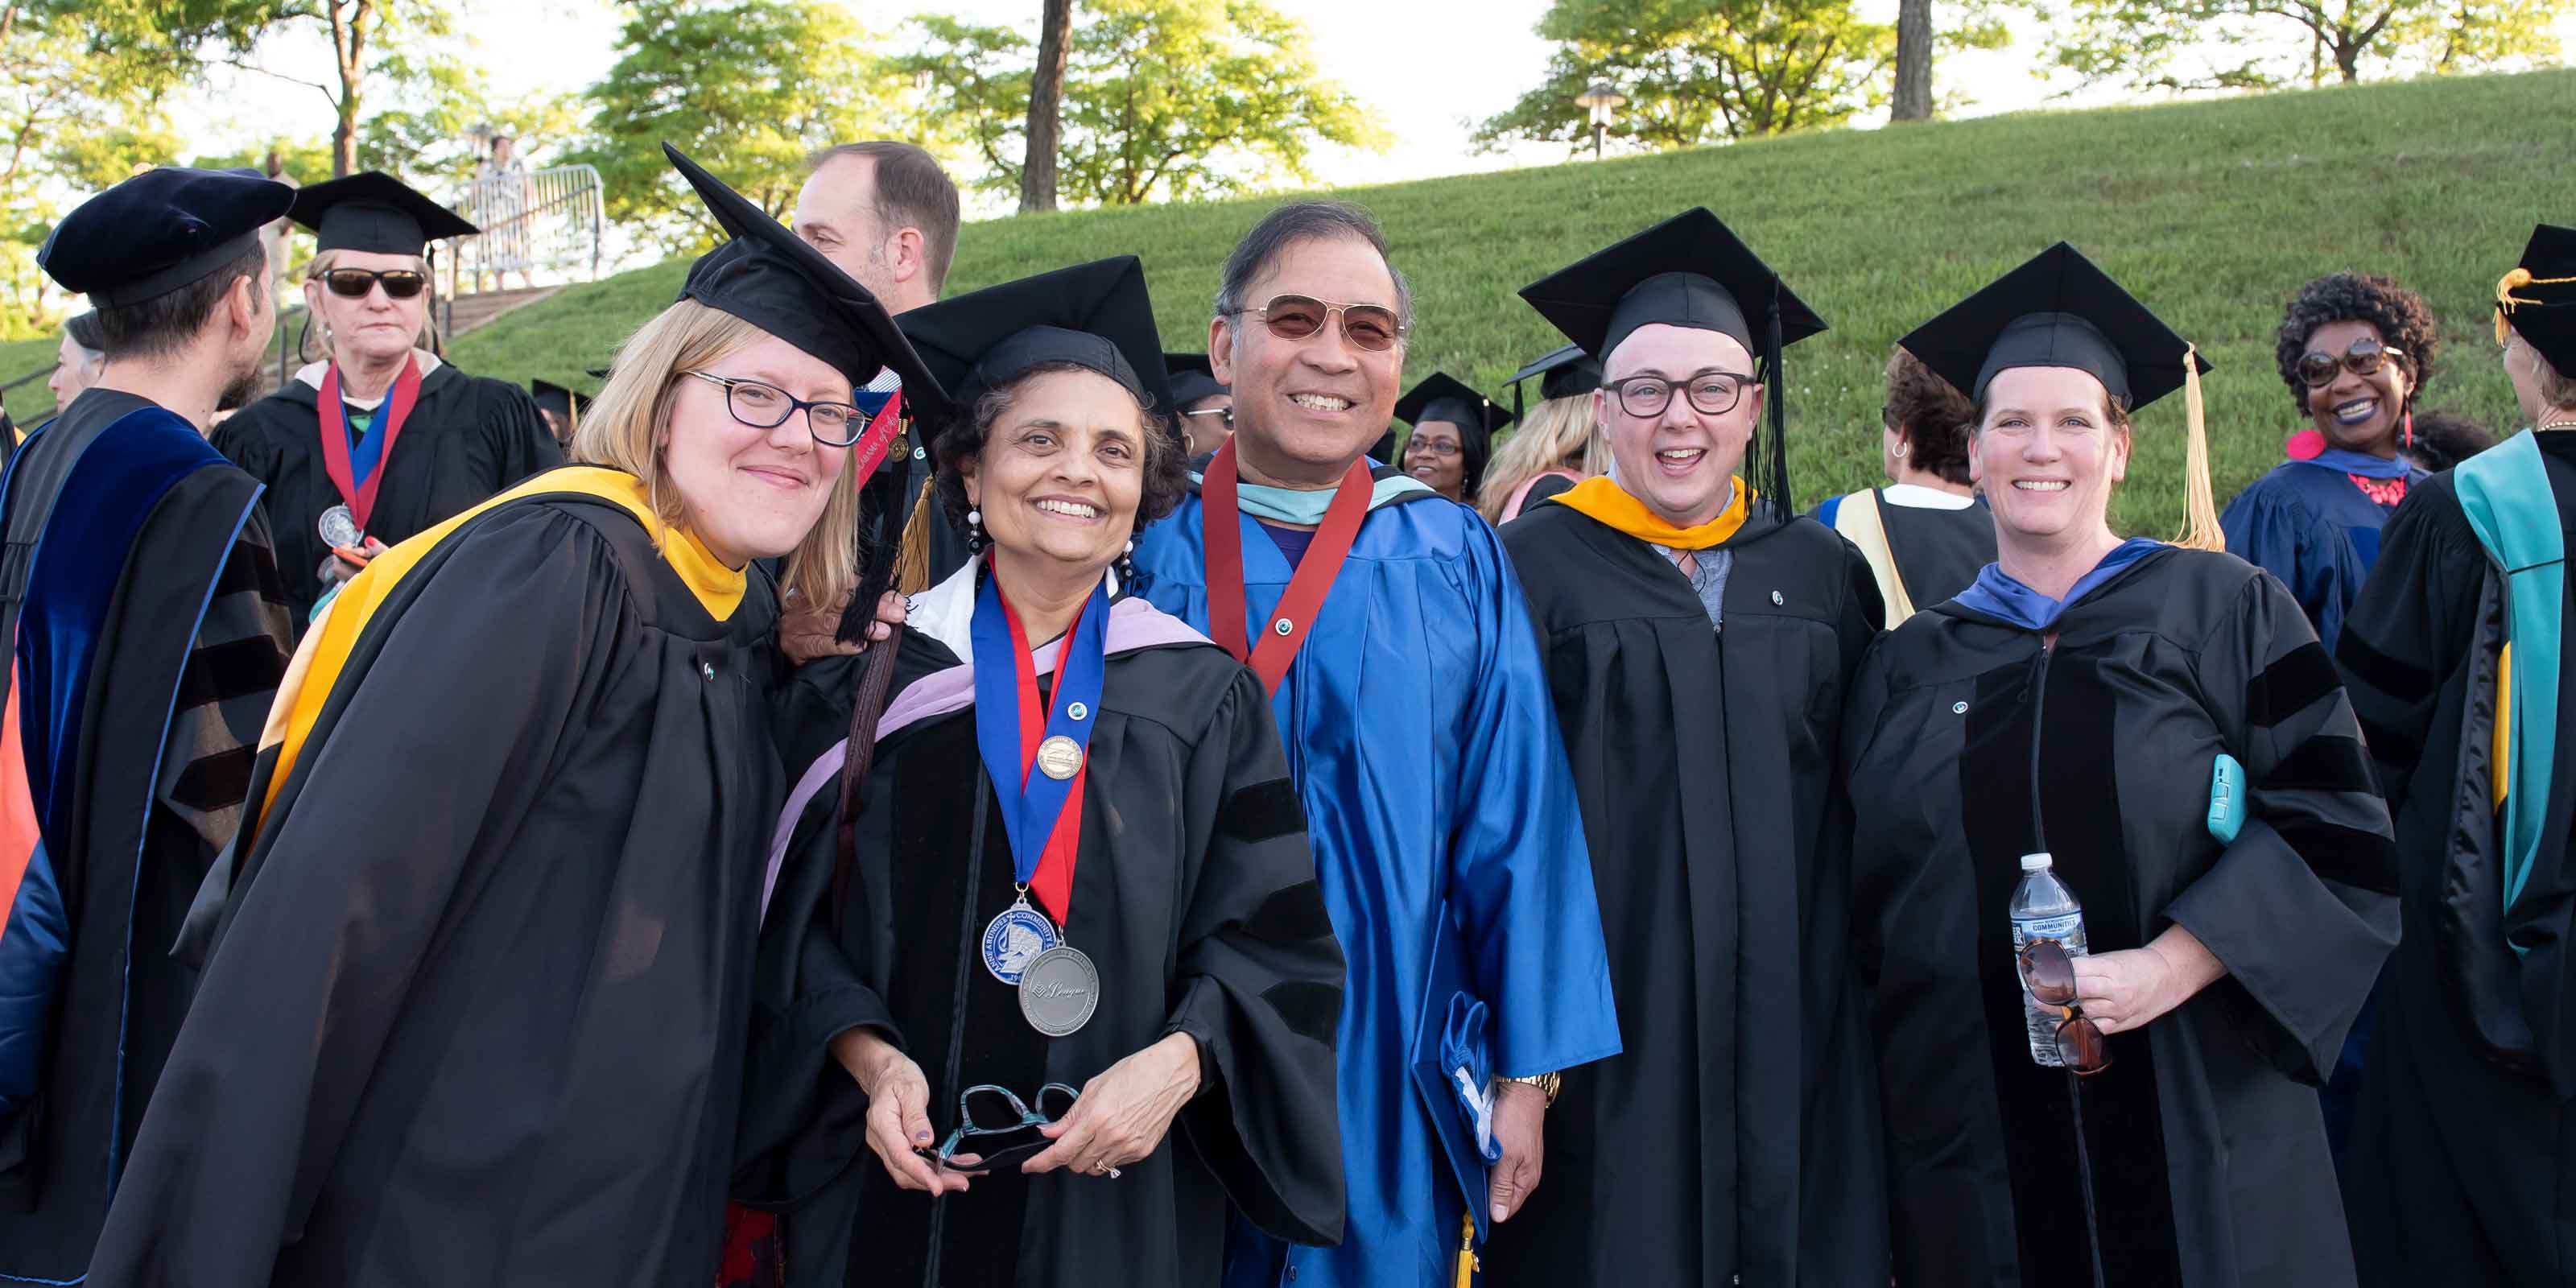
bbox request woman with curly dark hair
[2220,271,2438,654]
[737,257,1345,1288]
[1811,345,1996,621]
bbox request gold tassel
[1454,1212,1479,1288]
[2496,267,2576,344]
[893,472,937,595]
[2174,342,2225,551]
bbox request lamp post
[1575,80,1626,161]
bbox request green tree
[903,0,1384,208]
[570,0,918,256]
[1475,0,1899,153]
[2046,0,2569,91]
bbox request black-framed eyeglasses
[1228,295,1406,352]
[682,369,865,446]
[321,268,429,300]
[2017,938,2110,1075]
[1607,370,1754,419]
[2297,336,2408,387]
[917,1083,1081,1173]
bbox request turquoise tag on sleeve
[2207,752,2246,844]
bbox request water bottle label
[2012,912,2086,951]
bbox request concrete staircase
[443,285,561,336]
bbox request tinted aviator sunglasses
[321,268,431,300]
[2018,938,2111,1075]
[2296,336,2407,387]
[1232,295,1406,351]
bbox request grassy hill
[14,68,2572,530]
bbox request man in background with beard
[0,165,296,1285]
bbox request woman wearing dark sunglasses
[214,171,559,631]
[2219,273,2440,656]
[1844,246,2396,1288]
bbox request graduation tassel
[1764,282,1794,519]
[829,481,913,928]
[893,472,939,595]
[2497,267,2576,343]
[2174,342,2225,551]
[1454,1212,1479,1288]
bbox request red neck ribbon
[992,561,1088,923]
[1200,440,1371,695]
[848,387,906,480]
[317,356,424,532]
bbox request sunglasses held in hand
[2018,939,2111,1075]
[918,1083,1081,1174]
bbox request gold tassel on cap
[893,473,938,595]
[2496,267,2576,344]
[2174,341,2225,552]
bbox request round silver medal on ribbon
[318,503,362,550]
[1018,943,1100,1036]
[1034,734,1084,782]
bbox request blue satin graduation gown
[1130,485,1621,1288]
[2220,455,2421,654]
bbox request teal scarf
[2454,428,2566,939]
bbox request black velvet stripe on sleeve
[2351,716,2422,773]
[1216,777,1306,845]
[1259,979,1343,1046]
[2273,815,2401,896]
[170,635,297,709]
[2245,642,2341,728]
[168,745,255,814]
[2259,735,2380,798]
[2336,630,2434,704]
[1240,880,1334,947]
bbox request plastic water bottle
[2009,852,2088,1067]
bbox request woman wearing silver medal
[737,257,1348,1288]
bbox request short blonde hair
[1476,394,1607,522]
[574,299,862,607]
[2516,332,2576,413]
[300,248,439,358]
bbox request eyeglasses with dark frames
[2017,938,2111,1075]
[1228,295,1406,352]
[916,1083,1082,1173]
[1606,369,1755,419]
[2296,336,2408,388]
[681,369,865,446]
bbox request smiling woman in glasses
[2218,273,2442,661]
[213,171,560,631]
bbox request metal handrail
[452,163,605,291]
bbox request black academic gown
[2337,440,2576,1287]
[739,572,1347,1288]
[214,360,561,627]
[88,469,781,1287]
[1488,500,1888,1286]
[1844,545,2398,1287]
[0,390,291,1283]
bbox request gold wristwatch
[1498,1071,1562,1105]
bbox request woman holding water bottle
[1840,246,2397,1288]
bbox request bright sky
[170,0,2568,218]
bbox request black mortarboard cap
[1519,208,1823,514]
[1506,342,1602,420]
[288,171,480,255]
[896,256,1170,434]
[2497,224,2576,376]
[1519,208,1825,361]
[1166,352,1227,408]
[39,166,295,308]
[1395,372,1514,436]
[530,378,592,420]
[663,143,945,418]
[1899,242,2210,411]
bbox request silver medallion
[1034,734,1084,782]
[318,503,362,549]
[980,898,1060,985]
[1018,943,1100,1036]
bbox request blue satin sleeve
[1443,520,1622,1078]
[2223,476,2361,653]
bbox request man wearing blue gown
[1125,201,1620,1288]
